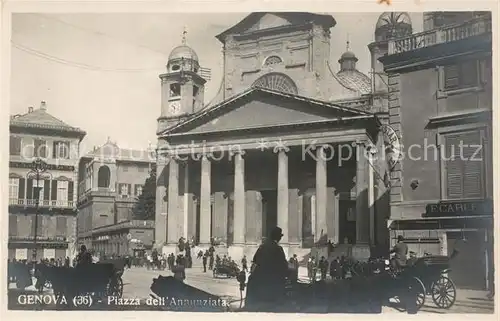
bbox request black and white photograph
[4,5,495,314]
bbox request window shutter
[444,65,459,89]
[461,61,478,87]
[36,216,43,235]
[134,184,138,196]
[445,131,484,200]
[461,131,483,198]
[68,181,74,202]
[18,178,25,199]
[44,180,50,200]
[9,215,17,236]
[53,142,57,158]
[27,179,33,199]
[445,134,464,199]
[56,216,67,237]
[51,180,58,200]
[128,184,132,196]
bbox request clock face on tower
[169,101,181,116]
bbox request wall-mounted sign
[381,125,402,170]
[424,200,493,217]
[10,161,75,171]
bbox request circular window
[264,56,283,66]
[171,65,181,71]
[252,72,298,94]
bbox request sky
[10,12,423,153]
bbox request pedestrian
[241,255,248,272]
[209,253,214,270]
[319,256,328,281]
[245,226,288,312]
[202,253,207,273]
[292,254,299,281]
[307,257,315,282]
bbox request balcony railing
[388,16,492,55]
[9,198,74,208]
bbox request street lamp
[27,158,48,263]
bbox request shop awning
[388,215,493,230]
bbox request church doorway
[261,190,277,239]
[339,199,356,244]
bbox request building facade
[154,12,413,260]
[76,139,155,257]
[379,12,493,290]
[8,101,86,261]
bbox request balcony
[9,198,75,208]
[388,16,492,55]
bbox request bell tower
[157,29,207,134]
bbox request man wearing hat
[245,226,289,312]
[390,235,408,272]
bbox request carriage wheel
[107,277,124,297]
[402,276,426,311]
[431,276,456,309]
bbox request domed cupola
[338,41,359,72]
[375,12,413,42]
[167,29,200,73]
[334,40,371,96]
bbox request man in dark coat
[245,226,289,312]
[75,245,92,267]
[202,253,207,273]
[390,235,408,271]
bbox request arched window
[251,72,298,94]
[97,165,111,188]
[264,55,283,66]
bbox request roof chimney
[40,101,47,111]
[28,106,34,113]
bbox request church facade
[154,12,409,259]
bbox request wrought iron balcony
[388,15,492,55]
[9,198,75,208]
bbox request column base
[161,244,179,256]
[351,243,371,261]
[227,244,247,262]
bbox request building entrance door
[261,190,277,238]
[339,200,356,244]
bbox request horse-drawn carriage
[213,261,240,278]
[36,258,126,307]
[399,255,456,309]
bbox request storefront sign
[381,125,402,170]
[9,161,75,171]
[424,200,493,217]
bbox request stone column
[167,157,180,244]
[183,162,195,240]
[233,152,246,245]
[213,192,228,243]
[277,148,289,244]
[154,158,167,247]
[368,156,375,245]
[199,155,212,245]
[356,142,369,244]
[315,146,327,242]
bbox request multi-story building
[379,12,493,290]
[8,101,86,261]
[76,139,155,257]
[153,12,413,260]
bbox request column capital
[273,145,290,154]
[229,148,246,158]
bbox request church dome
[335,70,371,95]
[168,45,199,62]
[375,12,413,42]
[340,51,357,60]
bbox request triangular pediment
[163,88,370,135]
[216,12,336,43]
[246,13,292,33]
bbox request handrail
[388,16,492,55]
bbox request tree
[132,164,156,220]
